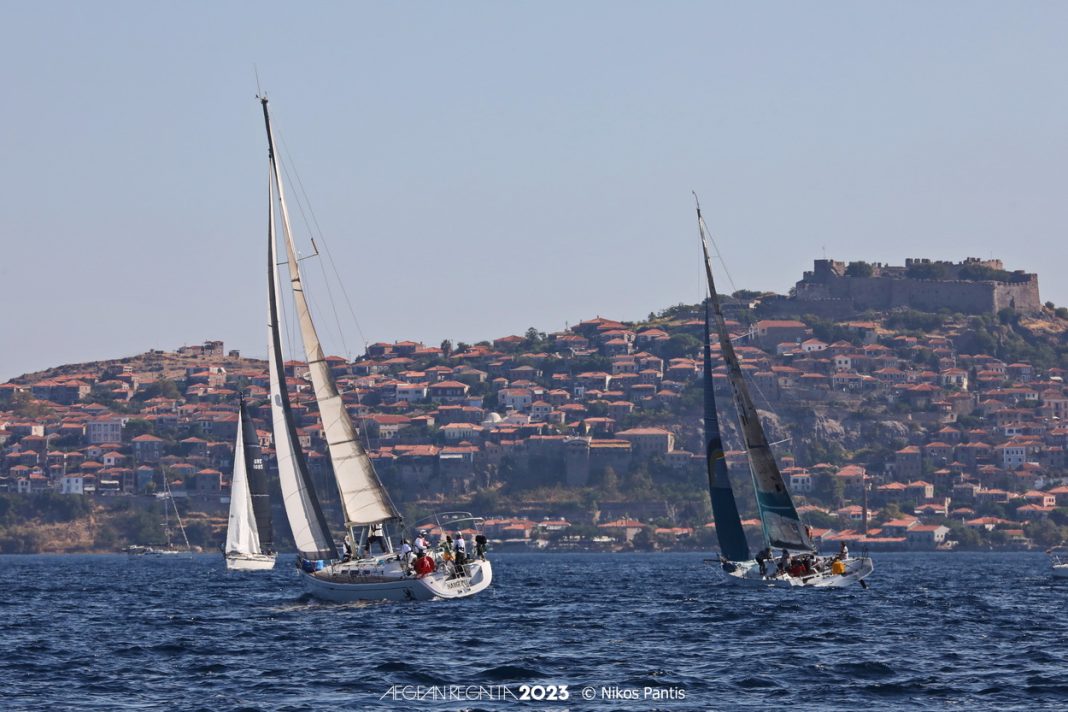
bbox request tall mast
[696,196,813,553]
[262,97,336,559]
[261,96,401,528]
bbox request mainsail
[703,298,751,562]
[225,405,260,556]
[696,201,814,553]
[239,398,273,552]
[264,149,336,561]
[261,97,401,528]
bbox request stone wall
[793,259,1041,315]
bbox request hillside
[4,285,1068,553]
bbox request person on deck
[413,551,436,577]
[367,523,386,555]
[475,533,487,560]
[454,532,468,571]
[399,540,413,570]
[839,542,849,560]
[831,557,846,576]
[778,549,791,575]
[414,532,429,555]
[755,548,770,577]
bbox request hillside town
[3,257,1068,554]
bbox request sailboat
[696,197,873,588]
[143,468,192,556]
[224,397,277,570]
[1048,548,1068,579]
[258,96,493,602]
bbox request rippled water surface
[1,552,1066,710]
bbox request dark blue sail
[704,298,751,562]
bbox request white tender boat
[258,96,492,601]
[224,398,277,571]
[694,197,873,589]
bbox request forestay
[262,127,336,561]
[263,100,401,528]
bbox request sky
[2,2,1066,381]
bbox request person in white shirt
[399,540,413,571]
[414,532,428,555]
[453,532,468,571]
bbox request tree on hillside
[906,262,946,280]
[846,261,874,278]
[660,334,701,360]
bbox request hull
[226,553,277,571]
[301,558,493,602]
[1052,563,1068,579]
[719,557,874,588]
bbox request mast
[262,101,336,560]
[261,97,401,528]
[695,197,814,553]
[703,296,751,562]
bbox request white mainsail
[225,414,260,556]
[265,158,336,560]
[264,104,401,528]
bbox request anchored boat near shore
[257,96,492,602]
[695,197,873,588]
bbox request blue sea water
[0,551,1065,711]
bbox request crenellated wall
[793,259,1040,315]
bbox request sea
[0,551,1064,711]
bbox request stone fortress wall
[790,257,1041,315]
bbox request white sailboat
[1048,548,1068,579]
[695,197,873,588]
[142,467,193,557]
[258,96,493,602]
[224,397,277,570]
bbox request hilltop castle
[790,257,1040,316]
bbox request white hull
[720,557,874,588]
[226,553,277,571]
[1052,563,1068,579]
[301,557,493,602]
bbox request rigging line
[277,131,369,354]
[274,145,352,361]
[701,216,741,296]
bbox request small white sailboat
[258,96,493,601]
[695,197,873,588]
[1048,548,1068,579]
[142,468,193,557]
[224,397,277,571]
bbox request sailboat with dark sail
[258,96,493,601]
[224,397,276,570]
[696,197,873,587]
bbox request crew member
[413,551,436,577]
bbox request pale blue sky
[3,2,1066,380]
